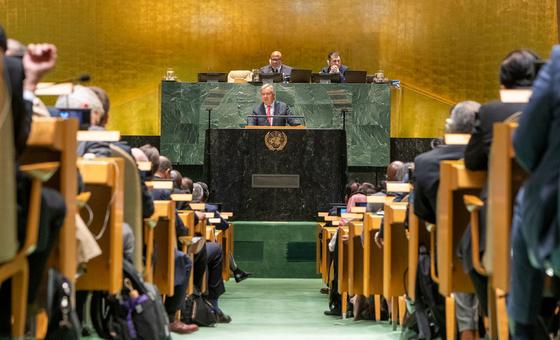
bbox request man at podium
[248,84,301,126]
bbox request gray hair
[445,100,480,134]
[260,83,275,95]
[192,183,203,203]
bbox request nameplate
[35,82,74,96]
[386,182,411,193]
[350,206,367,213]
[367,195,387,203]
[221,212,233,218]
[331,220,340,226]
[318,212,329,217]
[252,174,300,188]
[208,218,221,224]
[324,215,340,222]
[146,180,173,190]
[500,89,532,103]
[189,203,206,210]
[204,212,215,218]
[444,133,471,145]
[341,213,363,219]
[137,161,152,171]
[77,130,120,142]
[170,193,192,202]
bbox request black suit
[1,56,67,334]
[458,100,526,317]
[464,100,526,171]
[248,100,301,126]
[413,144,466,224]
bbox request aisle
[182,278,400,340]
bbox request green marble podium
[160,81,390,167]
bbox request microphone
[35,73,91,96]
[55,73,91,84]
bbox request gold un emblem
[264,130,288,151]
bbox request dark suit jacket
[4,56,32,159]
[413,144,466,224]
[260,64,293,77]
[320,64,349,83]
[248,100,301,126]
[459,100,526,272]
[464,100,526,172]
[513,45,560,268]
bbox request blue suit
[508,45,560,327]
[320,64,349,83]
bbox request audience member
[460,49,540,318]
[0,28,65,336]
[413,101,480,339]
[192,182,251,283]
[508,45,560,339]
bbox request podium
[204,128,347,220]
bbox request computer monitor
[51,108,91,130]
[344,70,367,83]
[259,72,283,84]
[197,72,228,83]
[289,69,312,83]
[311,73,341,84]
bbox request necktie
[266,105,272,126]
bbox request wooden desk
[348,220,364,296]
[383,202,408,299]
[437,160,486,296]
[407,208,429,301]
[21,118,78,283]
[76,158,124,294]
[151,200,177,296]
[486,122,524,292]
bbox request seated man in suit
[460,49,539,320]
[248,84,301,126]
[320,51,349,83]
[413,101,481,340]
[260,50,292,81]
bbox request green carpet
[232,221,319,278]
[176,278,401,340]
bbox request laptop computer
[344,70,367,83]
[289,69,312,83]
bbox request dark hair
[500,49,540,89]
[170,170,182,189]
[0,25,7,52]
[327,51,340,60]
[139,144,160,175]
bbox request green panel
[161,82,390,167]
[286,242,316,262]
[234,241,264,262]
[232,221,319,278]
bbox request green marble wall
[161,82,390,167]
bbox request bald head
[386,161,404,182]
[269,50,283,70]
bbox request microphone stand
[207,108,212,130]
[341,108,348,130]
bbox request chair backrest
[0,58,18,263]
[228,70,253,83]
[109,143,143,274]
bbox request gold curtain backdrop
[1,0,556,137]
